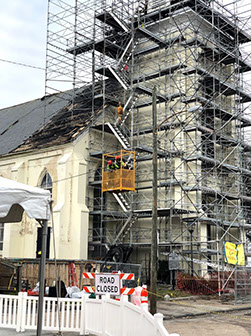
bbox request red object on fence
[27,290,39,296]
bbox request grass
[157,286,192,300]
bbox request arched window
[40,172,52,195]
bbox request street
[164,307,251,335]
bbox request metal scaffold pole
[150,86,158,315]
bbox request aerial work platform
[102,150,135,193]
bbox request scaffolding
[46,0,251,288]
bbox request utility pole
[150,86,158,315]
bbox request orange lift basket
[102,150,135,193]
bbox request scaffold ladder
[68,262,78,287]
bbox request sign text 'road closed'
[95,273,121,296]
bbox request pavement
[157,296,251,320]
[1,297,251,335]
[158,297,251,336]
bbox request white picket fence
[0,293,179,336]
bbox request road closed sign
[95,273,121,296]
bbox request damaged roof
[0,86,104,156]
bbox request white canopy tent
[0,176,51,222]
[0,177,51,336]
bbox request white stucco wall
[0,133,89,260]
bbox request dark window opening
[41,172,52,195]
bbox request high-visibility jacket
[107,162,119,171]
[117,105,123,116]
[115,160,127,169]
[107,163,115,171]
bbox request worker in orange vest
[117,101,123,125]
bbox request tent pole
[36,219,48,336]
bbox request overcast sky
[0,0,47,109]
[0,1,251,110]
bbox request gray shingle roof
[0,79,119,156]
[0,92,71,156]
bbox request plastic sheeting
[0,177,51,222]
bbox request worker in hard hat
[115,156,121,169]
[107,159,119,171]
[115,156,127,169]
[117,101,123,125]
[107,160,115,171]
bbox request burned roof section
[0,85,107,156]
[0,79,120,156]
[0,91,73,156]
[12,85,104,153]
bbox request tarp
[0,177,51,222]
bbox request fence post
[80,295,87,335]
[154,313,163,334]
[16,292,27,333]
[138,303,148,335]
[102,295,107,335]
[120,295,128,336]
[16,292,23,332]
[20,292,27,332]
[141,302,148,312]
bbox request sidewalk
[157,297,251,319]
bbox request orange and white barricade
[121,287,136,295]
[115,287,136,301]
[119,273,134,281]
[83,272,135,281]
[82,286,95,293]
[140,285,148,304]
[82,272,95,279]
[131,285,148,306]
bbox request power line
[0,58,45,71]
[50,171,90,186]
